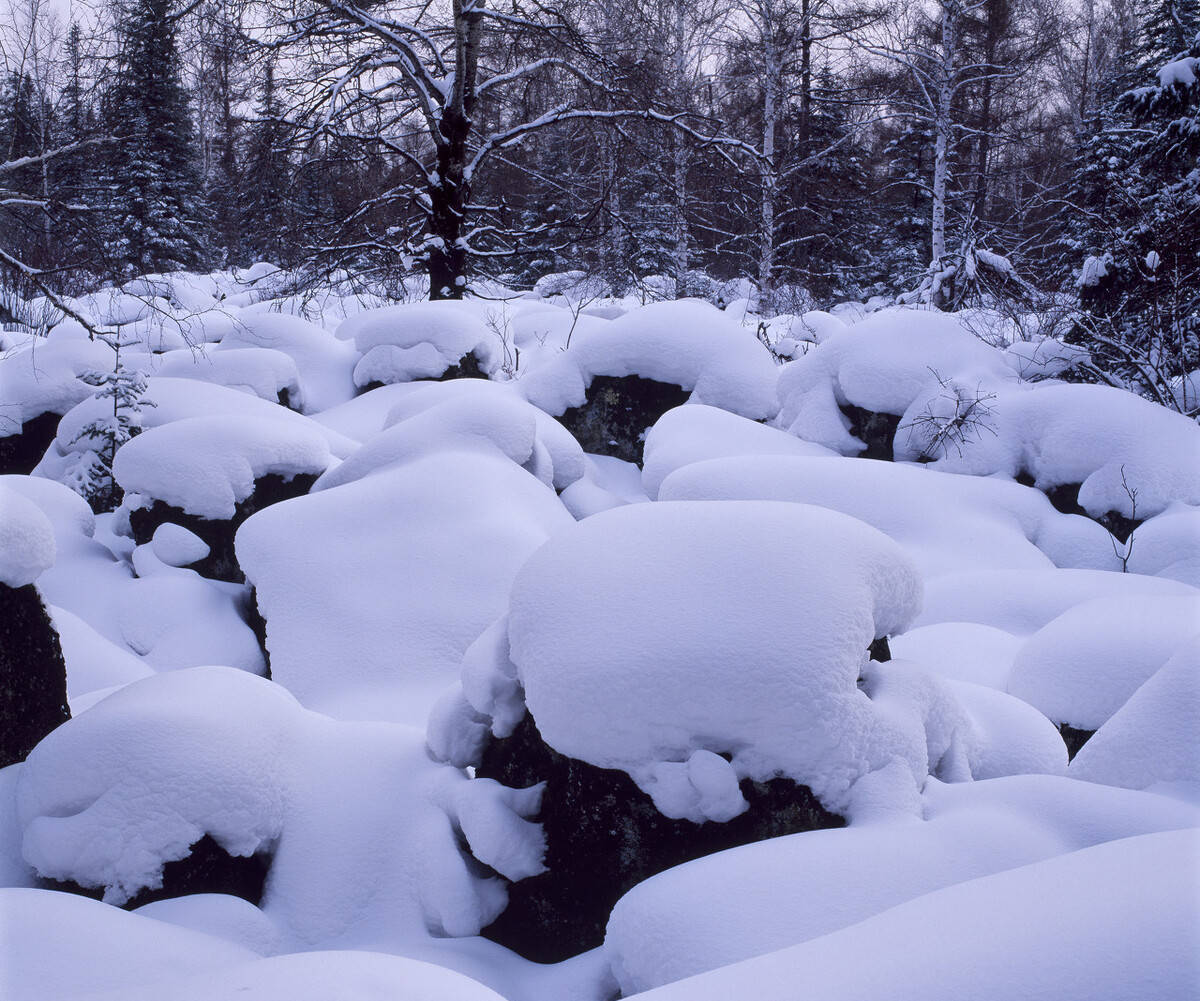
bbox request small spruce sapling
[67,332,154,511]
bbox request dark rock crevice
[128,471,319,583]
[0,582,70,768]
[1017,473,1142,543]
[841,404,900,461]
[475,713,845,963]
[357,349,489,395]
[0,411,61,476]
[1058,722,1094,761]
[556,375,691,465]
[40,834,272,910]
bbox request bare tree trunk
[930,0,958,268]
[428,0,481,300]
[672,134,690,280]
[671,1,691,283]
[758,33,780,315]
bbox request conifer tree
[1066,0,1199,408]
[241,60,292,264]
[101,0,211,276]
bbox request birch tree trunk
[930,0,958,269]
[758,31,781,316]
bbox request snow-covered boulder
[16,667,297,906]
[517,300,779,462]
[1126,505,1200,588]
[897,381,1200,524]
[1,887,257,1001]
[214,311,359,413]
[113,415,333,581]
[337,302,500,389]
[0,482,69,767]
[35,376,357,505]
[16,666,530,951]
[658,454,1119,579]
[0,336,116,474]
[776,307,1014,458]
[154,347,303,408]
[603,774,1199,993]
[1006,594,1200,754]
[1068,636,1200,792]
[3,474,264,678]
[429,500,959,959]
[238,448,573,726]
[626,828,1200,1001]
[315,380,585,494]
[67,951,511,1001]
[641,405,836,499]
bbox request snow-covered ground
[1,266,1197,1000]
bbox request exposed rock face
[1059,722,1094,761]
[128,472,320,583]
[556,375,692,465]
[842,404,901,461]
[358,350,489,395]
[0,582,70,768]
[475,714,845,963]
[437,351,488,382]
[1017,474,1142,543]
[42,835,272,910]
[0,412,61,476]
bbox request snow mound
[151,523,211,567]
[946,681,1068,779]
[15,666,521,948]
[214,311,358,413]
[629,827,1200,1001]
[641,405,836,499]
[1126,505,1200,588]
[0,336,115,431]
[113,571,266,674]
[915,567,1198,635]
[1002,336,1089,379]
[38,377,357,486]
[1069,637,1200,791]
[309,382,427,442]
[1006,594,1200,730]
[776,307,1014,453]
[890,622,1023,690]
[134,893,284,956]
[154,347,302,406]
[558,453,650,518]
[443,500,930,818]
[336,302,500,387]
[113,415,333,520]
[0,887,257,1001]
[314,383,583,494]
[17,667,299,904]
[657,454,1116,579]
[0,482,56,586]
[604,775,1197,993]
[898,382,1200,519]
[237,450,573,725]
[517,300,779,421]
[48,605,154,704]
[381,379,585,490]
[71,951,510,1001]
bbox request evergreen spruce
[1063,1,1199,407]
[241,60,292,265]
[102,0,211,277]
